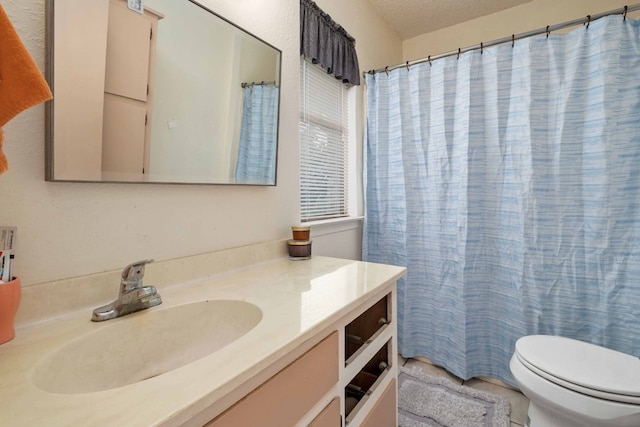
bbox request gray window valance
[300,0,360,86]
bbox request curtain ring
[406,61,410,71]
[512,34,515,48]
[385,66,389,75]
[480,42,483,54]
[586,15,591,29]
[546,25,550,38]
[457,48,461,59]
[624,5,628,21]
[428,55,432,66]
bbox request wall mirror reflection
[46,0,281,185]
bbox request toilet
[510,335,640,427]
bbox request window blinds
[299,58,349,221]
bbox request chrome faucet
[91,259,162,321]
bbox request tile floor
[399,356,530,427]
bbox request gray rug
[398,366,511,427]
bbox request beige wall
[0,0,401,285]
[403,0,636,62]
[309,0,403,260]
[319,0,403,210]
[6,0,622,286]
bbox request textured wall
[314,0,403,218]
[369,0,533,40]
[0,0,299,285]
[403,0,637,61]
[0,0,401,285]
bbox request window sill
[303,216,364,238]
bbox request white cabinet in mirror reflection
[102,0,162,179]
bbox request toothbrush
[0,250,6,283]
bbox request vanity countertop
[0,256,405,426]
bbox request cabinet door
[360,378,397,427]
[207,332,339,427]
[309,397,341,427]
[102,93,146,175]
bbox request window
[299,57,350,222]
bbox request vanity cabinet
[2,255,406,427]
[206,332,339,427]
[201,289,397,427]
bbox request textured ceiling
[367,0,533,40]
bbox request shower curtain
[363,15,640,385]
[235,85,279,184]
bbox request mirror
[45,0,281,185]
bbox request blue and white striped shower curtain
[235,85,279,184]
[364,15,640,385]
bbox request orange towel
[0,5,53,175]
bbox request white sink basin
[32,300,262,394]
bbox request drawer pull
[346,333,364,345]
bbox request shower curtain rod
[241,80,278,88]
[366,3,640,75]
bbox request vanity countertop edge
[0,256,406,427]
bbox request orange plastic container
[0,277,21,344]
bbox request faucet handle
[121,259,154,288]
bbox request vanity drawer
[345,294,390,365]
[207,331,338,427]
[345,339,392,424]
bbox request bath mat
[398,365,511,427]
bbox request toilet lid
[515,335,640,404]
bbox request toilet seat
[515,335,640,405]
